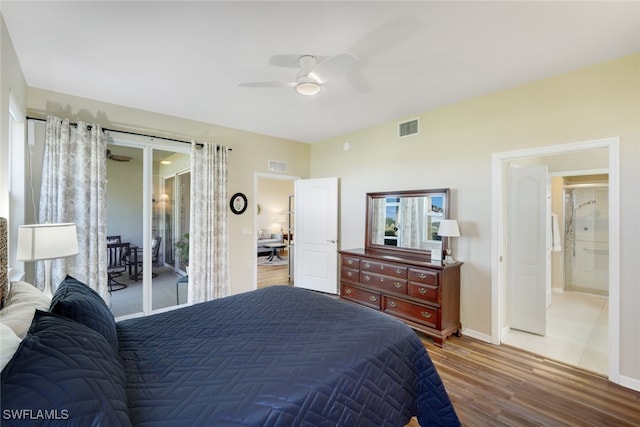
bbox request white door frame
[491,137,620,383]
[253,173,299,290]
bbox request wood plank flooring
[408,334,640,426]
[257,261,289,288]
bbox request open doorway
[492,138,620,382]
[254,174,297,289]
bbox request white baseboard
[461,327,492,344]
[619,374,640,393]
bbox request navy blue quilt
[117,286,459,426]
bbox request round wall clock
[230,192,248,214]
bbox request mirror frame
[364,188,450,259]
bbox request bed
[1,277,459,426]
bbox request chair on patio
[127,236,162,280]
[107,242,130,292]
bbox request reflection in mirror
[366,189,449,258]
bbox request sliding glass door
[106,134,189,319]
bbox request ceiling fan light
[295,81,321,96]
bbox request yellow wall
[26,88,310,295]
[310,54,640,382]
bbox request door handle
[327,239,336,243]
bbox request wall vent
[398,118,419,139]
[268,160,288,173]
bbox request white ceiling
[2,1,639,143]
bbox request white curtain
[188,141,230,303]
[39,116,108,299]
[399,197,421,248]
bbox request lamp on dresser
[16,223,79,298]
[438,219,460,264]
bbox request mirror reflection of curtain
[371,199,385,244]
[399,198,420,248]
[39,116,108,300]
[189,142,230,303]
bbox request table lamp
[16,223,79,298]
[438,219,460,264]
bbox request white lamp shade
[438,219,460,238]
[16,223,79,261]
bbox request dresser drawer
[341,284,381,309]
[383,297,439,329]
[360,259,407,279]
[342,256,360,269]
[341,267,359,283]
[408,283,439,304]
[408,268,439,286]
[359,272,407,294]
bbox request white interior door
[294,177,338,294]
[508,165,549,335]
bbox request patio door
[106,133,189,319]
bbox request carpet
[258,256,288,266]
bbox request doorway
[492,138,620,383]
[254,173,297,290]
[105,134,190,319]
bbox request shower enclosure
[563,184,609,296]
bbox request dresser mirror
[365,188,450,259]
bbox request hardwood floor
[408,334,640,426]
[257,257,290,289]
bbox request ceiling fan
[106,149,132,162]
[239,53,359,96]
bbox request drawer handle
[394,282,402,288]
[345,288,352,294]
[418,273,427,279]
[421,311,433,319]
[369,295,378,302]
[395,268,402,274]
[364,275,371,282]
[379,277,385,283]
[364,262,371,268]
[380,264,384,270]
[389,301,398,308]
[346,271,353,277]
[418,287,427,295]
[347,259,354,264]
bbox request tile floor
[502,291,608,376]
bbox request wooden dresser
[339,248,462,347]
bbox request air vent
[398,118,419,139]
[268,160,288,173]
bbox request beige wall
[257,177,293,235]
[25,88,311,295]
[310,54,639,382]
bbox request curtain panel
[188,142,230,303]
[39,116,108,300]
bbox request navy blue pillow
[1,310,131,426]
[49,275,118,351]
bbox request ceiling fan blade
[309,53,359,84]
[268,54,329,69]
[346,69,371,94]
[347,15,422,60]
[238,81,297,88]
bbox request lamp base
[43,259,53,299]
[443,249,456,264]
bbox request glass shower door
[564,185,609,296]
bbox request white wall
[1,14,27,278]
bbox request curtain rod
[26,117,231,150]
